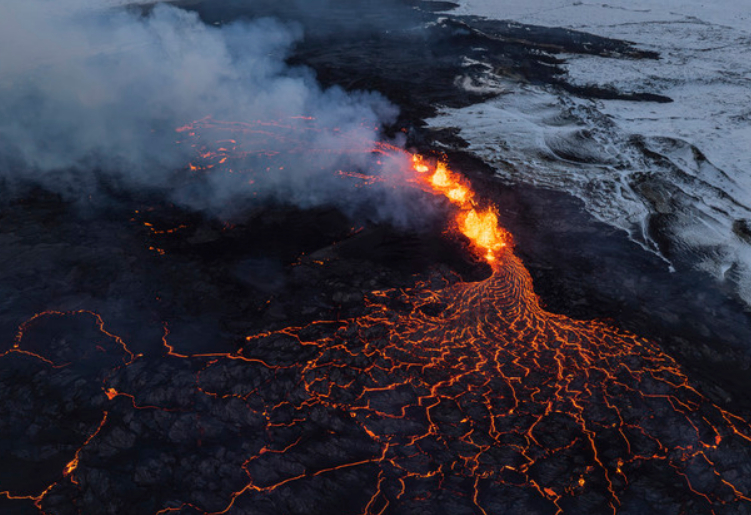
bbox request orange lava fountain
[412,154,508,264]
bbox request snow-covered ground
[450,0,751,33]
[430,0,751,304]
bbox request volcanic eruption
[3,120,751,514]
[3,1,751,515]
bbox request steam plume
[0,0,426,224]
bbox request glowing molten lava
[412,155,507,263]
[3,120,751,515]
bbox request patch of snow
[433,0,751,304]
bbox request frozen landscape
[431,0,751,303]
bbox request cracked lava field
[2,121,751,515]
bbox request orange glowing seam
[0,412,112,506]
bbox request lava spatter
[2,122,751,514]
[411,155,508,263]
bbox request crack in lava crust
[2,122,751,514]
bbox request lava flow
[2,121,751,514]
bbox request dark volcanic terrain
[2,1,751,514]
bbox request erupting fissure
[412,155,508,264]
[3,120,751,514]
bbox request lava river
[2,120,751,515]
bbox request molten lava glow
[412,154,507,263]
[459,209,505,262]
[3,120,751,514]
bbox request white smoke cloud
[0,0,429,224]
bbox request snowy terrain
[430,0,751,303]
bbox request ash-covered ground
[2,1,751,514]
